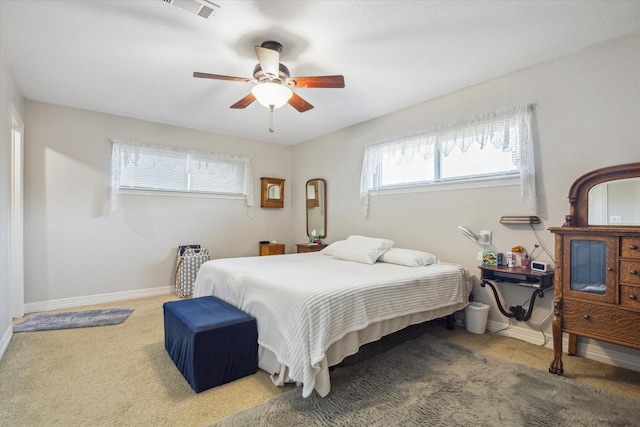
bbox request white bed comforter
[193,253,469,397]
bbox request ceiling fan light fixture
[251,82,293,109]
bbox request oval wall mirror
[306,178,326,238]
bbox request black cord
[529,223,555,263]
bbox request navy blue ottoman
[163,296,258,393]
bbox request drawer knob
[606,267,614,272]
[630,294,638,300]
[631,270,638,275]
[630,245,638,250]
[583,314,591,320]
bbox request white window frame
[360,105,536,216]
[107,139,254,215]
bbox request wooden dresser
[549,162,640,375]
[259,243,285,256]
[296,243,328,253]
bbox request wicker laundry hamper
[175,245,210,298]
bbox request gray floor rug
[211,334,639,427]
[13,308,134,332]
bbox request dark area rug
[13,307,134,332]
[211,333,639,426]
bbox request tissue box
[482,252,498,265]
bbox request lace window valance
[108,139,254,215]
[360,105,536,216]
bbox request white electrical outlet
[610,215,622,224]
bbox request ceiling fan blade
[289,75,345,89]
[288,92,314,113]
[230,93,256,109]
[254,45,280,78]
[193,72,251,82]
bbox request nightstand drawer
[296,243,328,253]
[563,299,640,347]
[259,243,285,256]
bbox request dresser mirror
[306,178,326,238]
[260,177,284,208]
[565,162,640,227]
[588,177,640,225]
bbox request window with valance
[108,139,254,214]
[360,105,536,216]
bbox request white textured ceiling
[1,1,639,145]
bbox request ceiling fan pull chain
[268,105,275,133]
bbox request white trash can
[464,302,490,334]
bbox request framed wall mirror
[261,177,284,208]
[306,178,326,238]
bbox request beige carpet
[0,294,638,427]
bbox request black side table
[479,265,554,321]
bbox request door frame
[10,104,24,318]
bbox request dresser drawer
[620,285,640,310]
[296,243,328,253]
[621,237,640,259]
[620,261,640,284]
[562,299,640,348]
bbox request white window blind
[360,105,536,216]
[108,139,254,214]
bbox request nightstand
[479,265,554,321]
[296,243,328,253]
[259,243,285,256]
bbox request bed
[193,239,472,398]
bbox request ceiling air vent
[163,0,220,19]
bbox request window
[108,140,254,214]
[378,132,519,187]
[360,105,535,216]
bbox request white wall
[23,102,294,308]
[0,50,25,358]
[4,33,640,371]
[292,34,640,368]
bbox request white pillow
[320,240,345,256]
[378,248,438,267]
[332,235,394,264]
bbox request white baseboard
[486,319,640,373]
[487,319,551,346]
[23,286,174,314]
[0,326,12,362]
[0,286,173,364]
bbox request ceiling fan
[194,41,345,131]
